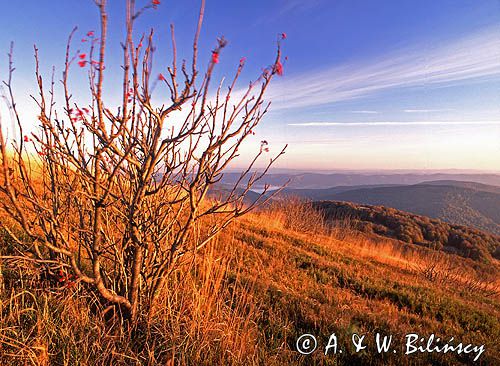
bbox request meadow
[1,201,498,365]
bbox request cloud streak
[278,0,323,15]
[350,110,378,114]
[267,27,500,110]
[288,121,500,127]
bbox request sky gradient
[1,0,500,171]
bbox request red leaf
[158,73,166,81]
[79,53,86,59]
[87,31,95,37]
[78,60,86,68]
[281,32,287,40]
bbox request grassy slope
[1,209,499,365]
[228,212,500,365]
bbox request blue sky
[1,0,500,171]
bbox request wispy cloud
[266,27,500,110]
[350,110,378,114]
[278,0,323,15]
[288,121,500,127]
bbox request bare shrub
[418,251,499,298]
[419,252,461,284]
[0,0,286,322]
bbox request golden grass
[1,203,499,365]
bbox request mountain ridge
[273,180,500,236]
[220,172,500,189]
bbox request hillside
[276,181,500,235]
[1,207,499,365]
[313,200,500,262]
[420,180,500,194]
[230,212,500,365]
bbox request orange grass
[1,203,499,365]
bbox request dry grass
[0,233,260,365]
[1,201,499,365]
[266,196,329,234]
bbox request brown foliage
[314,201,500,263]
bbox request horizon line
[288,120,500,127]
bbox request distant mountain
[419,180,500,194]
[275,184,401,199]
[220,172,500,189]
[278,181,500,235]
[314,200,500,263]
